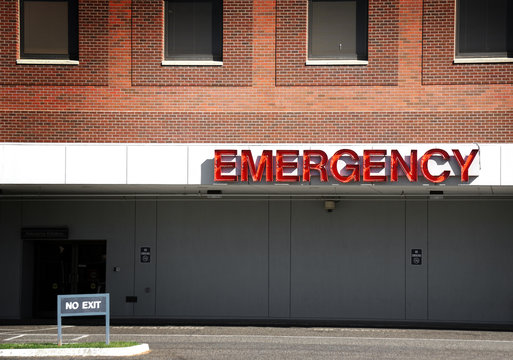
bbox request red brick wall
[0,0,108,86]
[0,0,511,143]
[1,111,511,143]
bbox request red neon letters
[213,148,479,184]
[452,149,479,182]
[363,150,387,182]
[241,150,273,182]
[391,150,418,182]
[214,149,237,182]
[276,150,300,182]
[303,150,328,182]
[420,149,450,183]
[330,149,360,183]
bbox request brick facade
[422,0,513,85]
[276,0,399,86]
[0,0,109,86]
[0,0,511,142]
[1,111,511,143]
[132,0,253,86]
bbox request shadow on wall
[201,159,215,185]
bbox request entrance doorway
[33,241,106,318]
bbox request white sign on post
[57,293,110,346]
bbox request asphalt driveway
[2,325,513,359]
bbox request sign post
[57,293,110,346]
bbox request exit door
[33,241,106,318]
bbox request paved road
[2,325,513,359]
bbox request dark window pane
[308,0,367,60]
[166,0,222,61]
[168,1,196,56]
[194,1,214,55]
[24,1,68,55]
[457,0,511,56]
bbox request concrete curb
[0,343,150,357]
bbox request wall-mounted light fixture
[324,200,336,212]
[206,189,223,198]
[429,190,444,200]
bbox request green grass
[0,342,139,349]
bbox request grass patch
[0,342,139,349]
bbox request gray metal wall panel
[0,202,22,318]
[405,200,428,320]
[134,200,157,316]
[428,200,513,323]
[156,200,269,318]
[269,200,291,318]
[290,200,406,320]
[4,197,513,325]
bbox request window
[20,0,78,60]
[165,0,223,62]
[456,0,512,58]
[308,0,368,61]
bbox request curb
[0,343,150,357]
